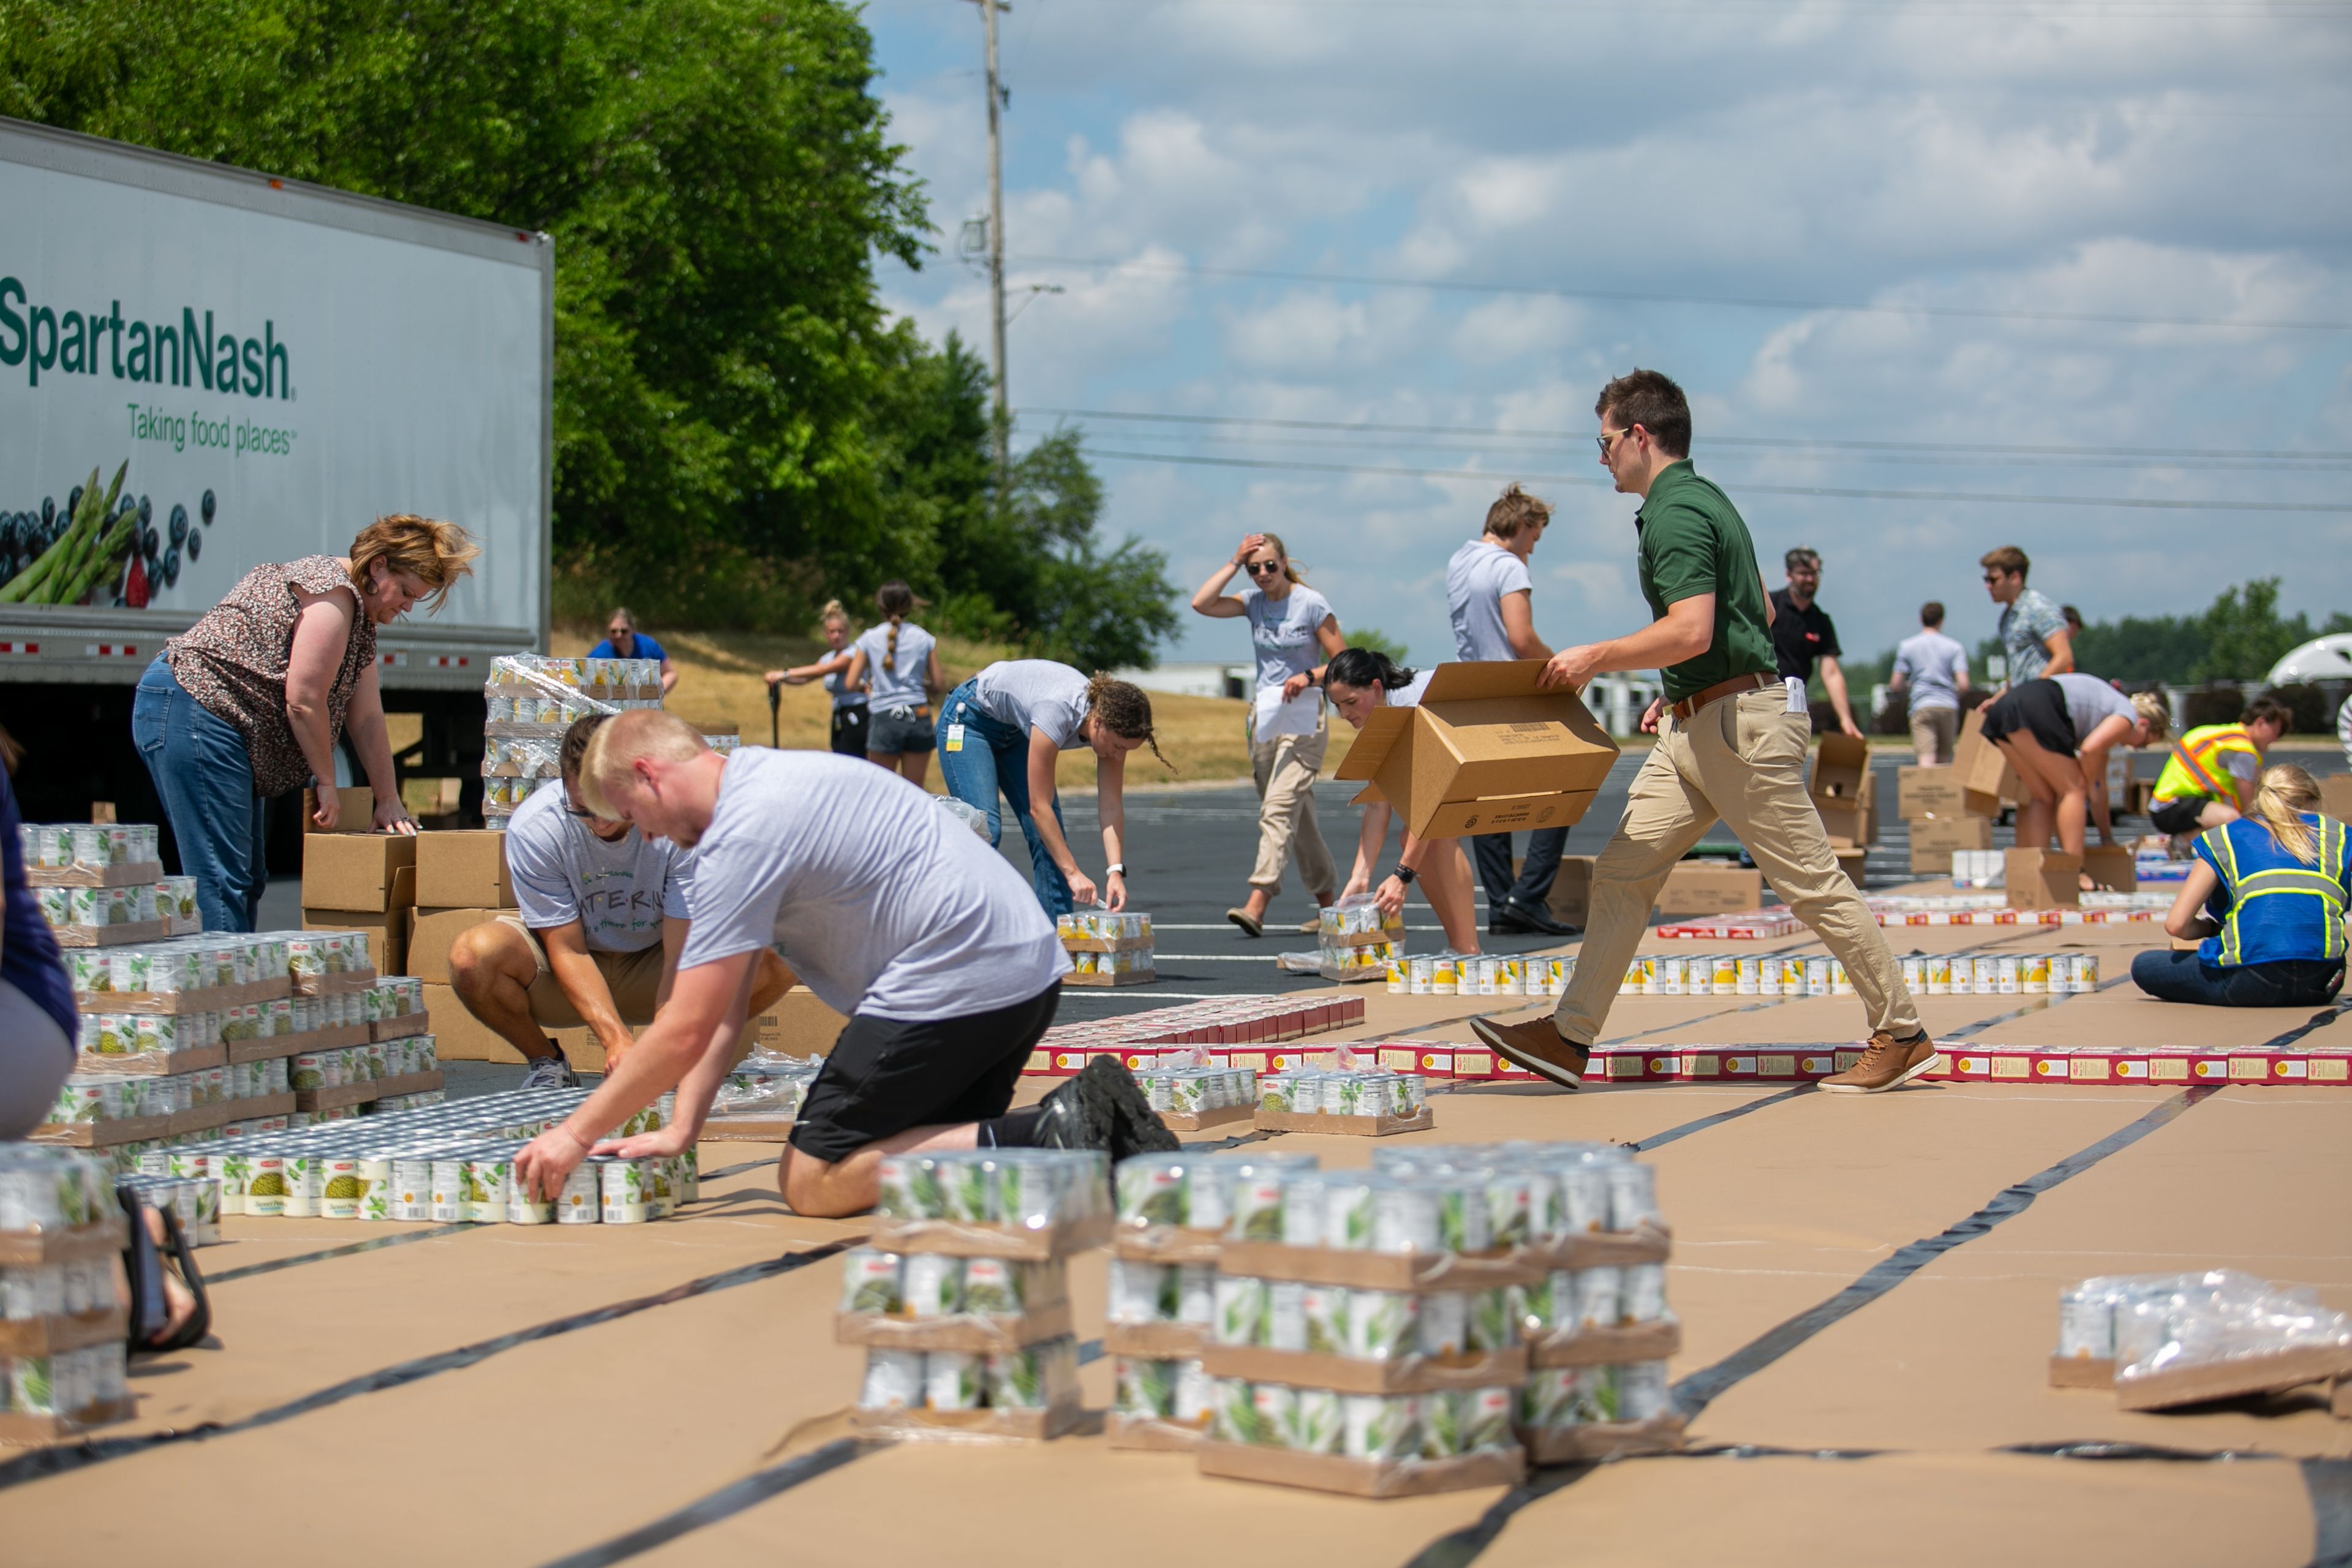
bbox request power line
[1023,407,2352,464]
[1085,448,2352,514]
[1011,254,2352,333]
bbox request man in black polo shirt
[1464,370,1934,1096]
[1771,548,1863,739]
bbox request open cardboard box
[2082,844,2137,892]
[1954,707,2026,804]
[2005,848,2082,910]
[1898,764,1999,821]
[1335,660,1618,840]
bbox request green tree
[2192,578,2313,682]
[1344,626,1412,665]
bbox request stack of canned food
[851,1148,1109,1436]
[1129,1064,1259,1122]
[61,929,373,997]
[710,1052,823,1119]
[1316,900,1402,983]
[1058,910,1155,984]
[1901,951,2100,995]
[31,878,199,938]
[1256,1069,1426,1123]
[0,1146,135,1431]
[480,654,665,829]
[18,821,162,874]
[1613,953,1851,997]
[1387,954,1573,997]
[2058,1268,2352,1409]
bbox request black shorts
[2149,795,2209,835]
[869,707,937,754]
[1980,679,2076,757]
[830,704,870,757]
[787,982,1061,1164]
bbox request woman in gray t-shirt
[844,582,946,786]
[764,600,868,757]
[1189,532,1346,938]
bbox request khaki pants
[1248,726,1336,899]
[1553,687,1920,1046]
[496,914,666,1027]
[1909,706,1958,765]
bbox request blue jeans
[937,679,1074,916]
[132,657,267,933]
[2130,949,2344,1008]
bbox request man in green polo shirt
[1468,369,1935,1095]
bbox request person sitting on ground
[2130,764,2346,1008]
[1887,601,1971,766]
[590,608,679,697]
[937,660,1166,916]
[448,715,792,1087]
[510,712,1178,1218]
[1979,674,2169,873]
[2150,696,2293,840]
[1321,648,1482,957]
[765,600,868,758]
[1980,546,2071,690]
[842,582,946,788]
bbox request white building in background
[1112,662,1251,701]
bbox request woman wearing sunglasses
[1191,533,1347,938]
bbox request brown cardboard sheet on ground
[1681,1088,2352,1461]
[1335,659,1618,840]
[1476,1452,2315,1568]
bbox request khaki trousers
[1908,706,1958,766]
[1248,725,1337,899]
[1553,687,1920,1046]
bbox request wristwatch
[1106,862,1126,876]
[1390,865,1417,886]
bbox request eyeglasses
[1981,573,2005,584]
[1597,429,1631,456]
[1244,560,1284,576]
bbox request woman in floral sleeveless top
[131,516,480,931]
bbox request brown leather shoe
[1820,1030,1940,1094]
[1468,1015,1591,1090]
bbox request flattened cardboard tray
[869,1212,1114,1261]
[50,919,170,948]
[0,1397,137,1448]
[1529,1319,1681,1368]
[1321,924,1407,950]
[74,1044,228,1076]
[294,1069,443,1113]
[75,977,292,1015]
[27,862,165,889]
[850,1400,1091,1443]
[1161,1103,1254,1134]
[2048,1354,2116,1390]
[1062,934,1156,954]
[1197,1439,1525,1499]
[1064,968,1157,989]
[1106,1411,1208,1452]
[372,1013,432,1042]
[0,1307,128,1357]
[1253,1107,1435,1139]
[1200,1343,1530,1395]
[1218,1240,1544,1291]
[836,1302,1074,1352]
[0,1218,127,1268]
[1518,1414,1686,1463]
[292,968,380,997]
[2114,1345,2352,1412]
[229,1023,372,1065]
[700,1114,797,1143]
[1113,1227,1226,1267]
[1106,1321,1210,1358]
[1521,1226,1674,1270]
[31,1091,296,1148]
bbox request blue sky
[861,0,2352,669]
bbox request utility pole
[971,0,1012,494]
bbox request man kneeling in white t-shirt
[448,716,793,1088]
[511,710,1177,1218]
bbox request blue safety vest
[2195,813,2349,968]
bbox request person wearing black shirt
[1770,548,1863,739]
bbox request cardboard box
[300,829,419,912]
[1815,778,1878,849]
[303,907,410,976]
[2322,774,2352,823]
[2083,844,2137,892]
[1653,862,1762,918]
[1954,708,2025,804]
[1908,813,1994,874]
[2004,848,2082,910]
[419,981,591,1066]
[754,987,848,1055]
[1898,766,1999,822]
[415,831,513,910]
[1335,660,1618,840]
[301,786,374,833]
[1809,733,1870,802]
[408,907,507,986]
[1548,854,1595,925]
[1834,847,1868,888]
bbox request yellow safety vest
[2203,815,2348,967]
[2154,723,2261,810]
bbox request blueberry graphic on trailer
[40,497,54,529]
[168,504,187,546]
[162,546,180,588]
[186,528,201,562]
[200,489,215,525]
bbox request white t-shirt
[857,621,936,710]
[1235,584,1333,692]
[2054,674,2138,745]
[1446,540,1532,662]
[676,750,1070,1019]
[505,783,694,953]
[973,660,1091,749]
[1389,669,1434,709]
[1891,630,1967,713]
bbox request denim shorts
[869,707,937,753]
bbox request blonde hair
[2248,763,2321,866]
[2130,690,2171,743]
[1484,484,1553,541]
[1084,674,1169,769]
[609,607,636,631]
[578,709,710,818]
[1252,533,1306,587]
[348,515,480,611]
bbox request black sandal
[118,1186,212,1355]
